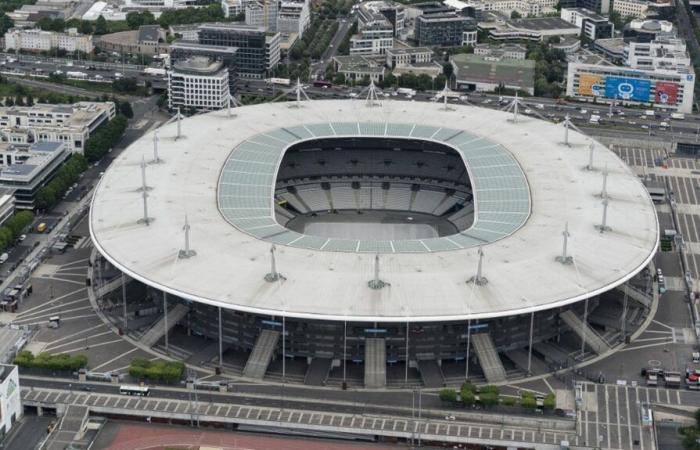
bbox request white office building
[0,102,116,153]
[566,62,695,113]
[0,365,21,436]
[277,0,311,38]
[4,28,94,54]
[246,0,279,32]
[221,0,245,17]
[0,141,70,209]
[168,57,230,112]
[625,38,690,71]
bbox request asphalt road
[311,16,356,79]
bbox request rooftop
[508,17,580,31]
[173,56,225,74]
[451,53,536,89]
[90,100,658,322]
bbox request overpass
[22,386,575,450]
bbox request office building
[560,8,614,40]
[333,55,385,82]
[481,17,580,41]
[198,23,280,78]
[566,62,695,113]
[613,0,650,18]
[415,13,477,47]
[4,28,93,54]
[0,141,69,209]
[246,0,280,32]
[277,0,311,38]
[479,0,559,17]
[557,0,609,14]
[221,0,244,18]
[169,41,238,90]
[0,102,116,153]
[350,24,394,55]
[623,19,675,43]
[357,1,406,37]
[473,43,527,59]
[168,57,230,112]
[625,38,691,71]
[0,365,21,436]
[385,47,433,68]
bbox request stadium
[88,98,659,388]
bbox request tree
[26,94,34,106]
[543,393,556,410]
[439,388,458,403]
[0,13,13,35]
[95,15,108,35]
[119,101,134,118]
[14,95,23,106]
[442,62,453,79]
[78,20,93,35]
[4,97,13,107]
[511,10,522,19]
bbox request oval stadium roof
[89,100,658,322]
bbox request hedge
[128,358,185,383]
[15,350,87,371]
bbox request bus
[119,385,150,396]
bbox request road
[311,17,356,79]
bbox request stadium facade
[89,99,658,387]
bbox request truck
[687,368,700,389]
[589,114,601,125]
[664,371,682,388]
[645,110,655,117]
[671,112,685,120]
[66,71,87,80]
[312,80,332,88]
[269,77,291,86]
[397,88,417,97]
[143,67,167,77]
[0,253,8,264]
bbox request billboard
[579,73,604,97]
[655,81,678,105]
[604,76,651,102]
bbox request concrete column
[121,272,127,330]
[163,292,168,354]
[218,307,223,370]
[527,311,534,376]
[465,320,471,380]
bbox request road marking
[625,387,634,450]
[605,384,611,449]
[14,286,87,316]
[677,390,682,405]
[46,330,114,352]
[615,385,622,449]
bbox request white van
[0,253,9,264]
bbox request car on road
[18,234,26,242]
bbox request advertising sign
[655,81,678,105]
[604,76,651,102]
[579,73,604,97]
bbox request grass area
[0,76,87,103]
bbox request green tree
[511,10,522,19]
[95,15,108,35]
[439,388,458,403]
[442,62,453,79]
[0,13,13,35]
[119,101,134,118]
[26,94,34,106]
[543,393,556,410]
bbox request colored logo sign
[655,81,678,105]
[579,73,604,97]
[604,76,651,102]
